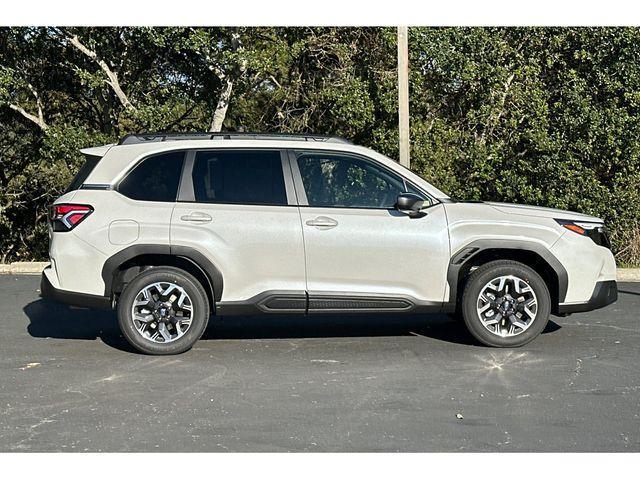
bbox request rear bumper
[40,267,111,310]
[557,280,618,314]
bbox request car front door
[171,149,306,312]
[290,150,450,311]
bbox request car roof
[87,138,384,181]
[118,132,352,146]
[82,135,451,200]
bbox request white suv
[41,133,618,354]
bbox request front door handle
[180,212,212,224]
[305,216,338,229]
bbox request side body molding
[101,244,224,302]
[445,239,569,310]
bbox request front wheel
[461,260,551,347]
[117,266,210,355]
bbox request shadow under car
[24,298,561,352]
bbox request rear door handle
[305,216,338,229]
[180,212,212,224]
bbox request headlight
[555,219,610,248]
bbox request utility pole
[397,26,410,168]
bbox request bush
[410,27,640,265]
[1,27,639,265]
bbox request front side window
[192,150,287,205]
[118,151,185,202]
[296,152,407,209]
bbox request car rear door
[171,149,306,311]
[289,149,450,312]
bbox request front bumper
[41,267,111,309]
[557,280,618,314]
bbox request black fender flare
[101,244,224,302]
[445,239,568,310]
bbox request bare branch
[481,72,515,143]
[268,75,282,89]
[25,82,45,127]
[64,32,136,111]
[8,104,48,131]
[1,63,48,130]
[493,73,515,125]
[6,81,48,131]
[206,60,227,81]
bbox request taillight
[49,204,93,231]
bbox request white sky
[3,0,640,26]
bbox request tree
[0,27,399,261]
[409,27,640,264]
[1,27,639,264]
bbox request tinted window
[65,155,101,193]
[405,181,430,204]
[118,151,184,202]
[296,152,406,208]
[192,150,287,205]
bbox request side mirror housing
[395,193,425,217]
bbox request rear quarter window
[118,151,185,202]
[65,155,101,193]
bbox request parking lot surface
[0,275,638,451]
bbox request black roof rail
[118,132,352,146]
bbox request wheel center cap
[499,298,517,315]
[154,302,173,320]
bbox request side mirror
[395,193,425,217]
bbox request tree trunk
[209,78,233,132]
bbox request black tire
[117,266,210,355]
[461,260,551,348]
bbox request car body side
[42,139,617,316]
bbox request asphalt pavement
[0,275,638,451]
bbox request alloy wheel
[476,275,538,337]
[130,282,193,343]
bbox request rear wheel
[117,266,210,354]
[461,260,551,347]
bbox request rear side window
[192,150,287,205]
[118,151,185,202]
[65,155,101,193]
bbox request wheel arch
[446,240,568,315]
[101,244,223,308]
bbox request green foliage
[410,27,640,264]
[0,27,639,264]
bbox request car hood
[485,202,603,223]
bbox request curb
[0,262,50,275]
[616,268,640,282]
[1,262,639,282]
